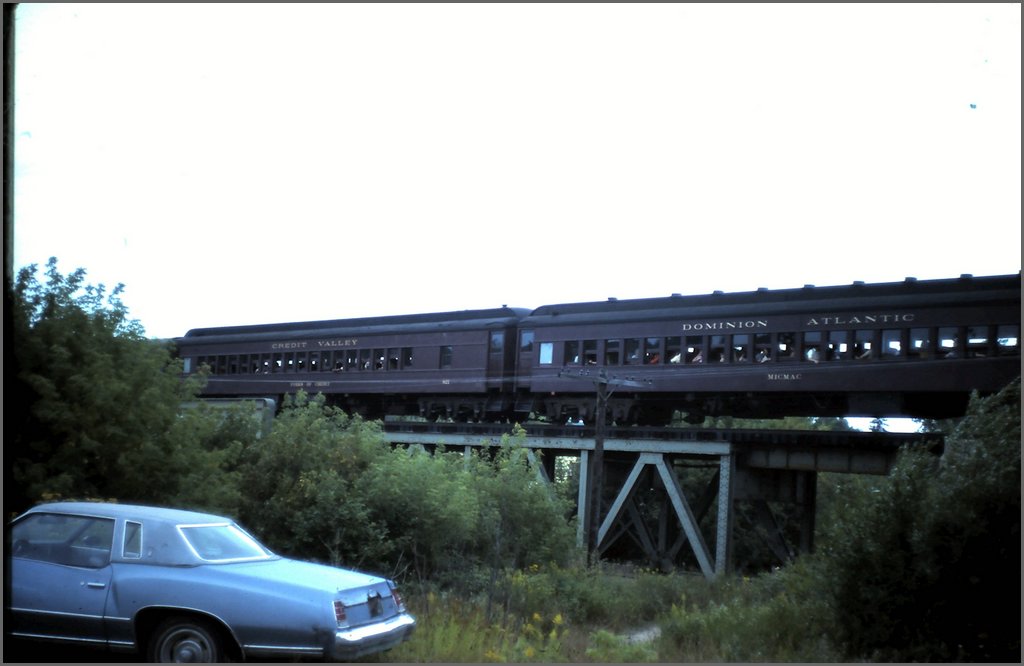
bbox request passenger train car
[175,273,1021,425]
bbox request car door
[9,513,115,644]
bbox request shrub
[824,378,1021,661]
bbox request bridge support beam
[595,452,721,579]
[715,453,735,575]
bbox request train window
[685,336,704,364]
[907,328,931,359]
[854,330,874,360]
[754,333,771,363]
[183,358,193,374]
[777,333,797,360]
[605,339,621,365]
[260,355,271,374]
[938,327,959,358]
[217,356,229,374]
[440,345,453,369]
[228,355,240,374]
[356,349,369,370]
[286,354,297,372]
[539,342,553,365]
[565,341,581,365]
[520,330,534,353]
[624,339,641,365]
[731,334,750,363]
[802,332,822,363]
[296,354,306,372]
[272,354,283,373]
[996,325,1019,355]
[644,338,661,364]
[403,347,414,367]
[881,329,902,358]
[827,331,849,361]
[345,350,358,370]
[490,332,504,354]
[966,326,989,358]
[584,340,598,365]
[309,352,319,372]
[388,349,400,370]
[666,337,681,364]
[373,349,385,370]
[709,336,727,363]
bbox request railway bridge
[382,421,942,579]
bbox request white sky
[12,2,1021,348]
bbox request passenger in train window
[710,336,728,363]
[805,347,820,363]
[732,334,750,362]
[755,348,770,363]
[666,337,682,364]
[685,336,703,364]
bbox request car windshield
[178,523,273,562]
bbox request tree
[823,378,1021,661]
[7,258,231,515]
[235,392,390,569]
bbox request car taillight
[334,600,349,627]
[391,587,406,611]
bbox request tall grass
[367,562,845,662]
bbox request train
[174,273,1021,425]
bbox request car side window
[124,521,143,558]
[10,513,115,568]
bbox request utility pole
[558,367,650,563]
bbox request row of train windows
[535,324,1021,366]
[191,334,516,376]
[193,346,449,375]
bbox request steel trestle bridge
[382,421,942,579]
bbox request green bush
[824,378,1021,661]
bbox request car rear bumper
[331,612,416,660]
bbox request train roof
[176,273,1020,342]
[523,273,1021,325]
[178,306,530,343]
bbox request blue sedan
[6,501,416,662]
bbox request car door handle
[85,582,107,589]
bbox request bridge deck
[380,422,942,475]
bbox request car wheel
[148,616,223,663]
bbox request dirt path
[622,623,661,644]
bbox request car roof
[20,501,232,525]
